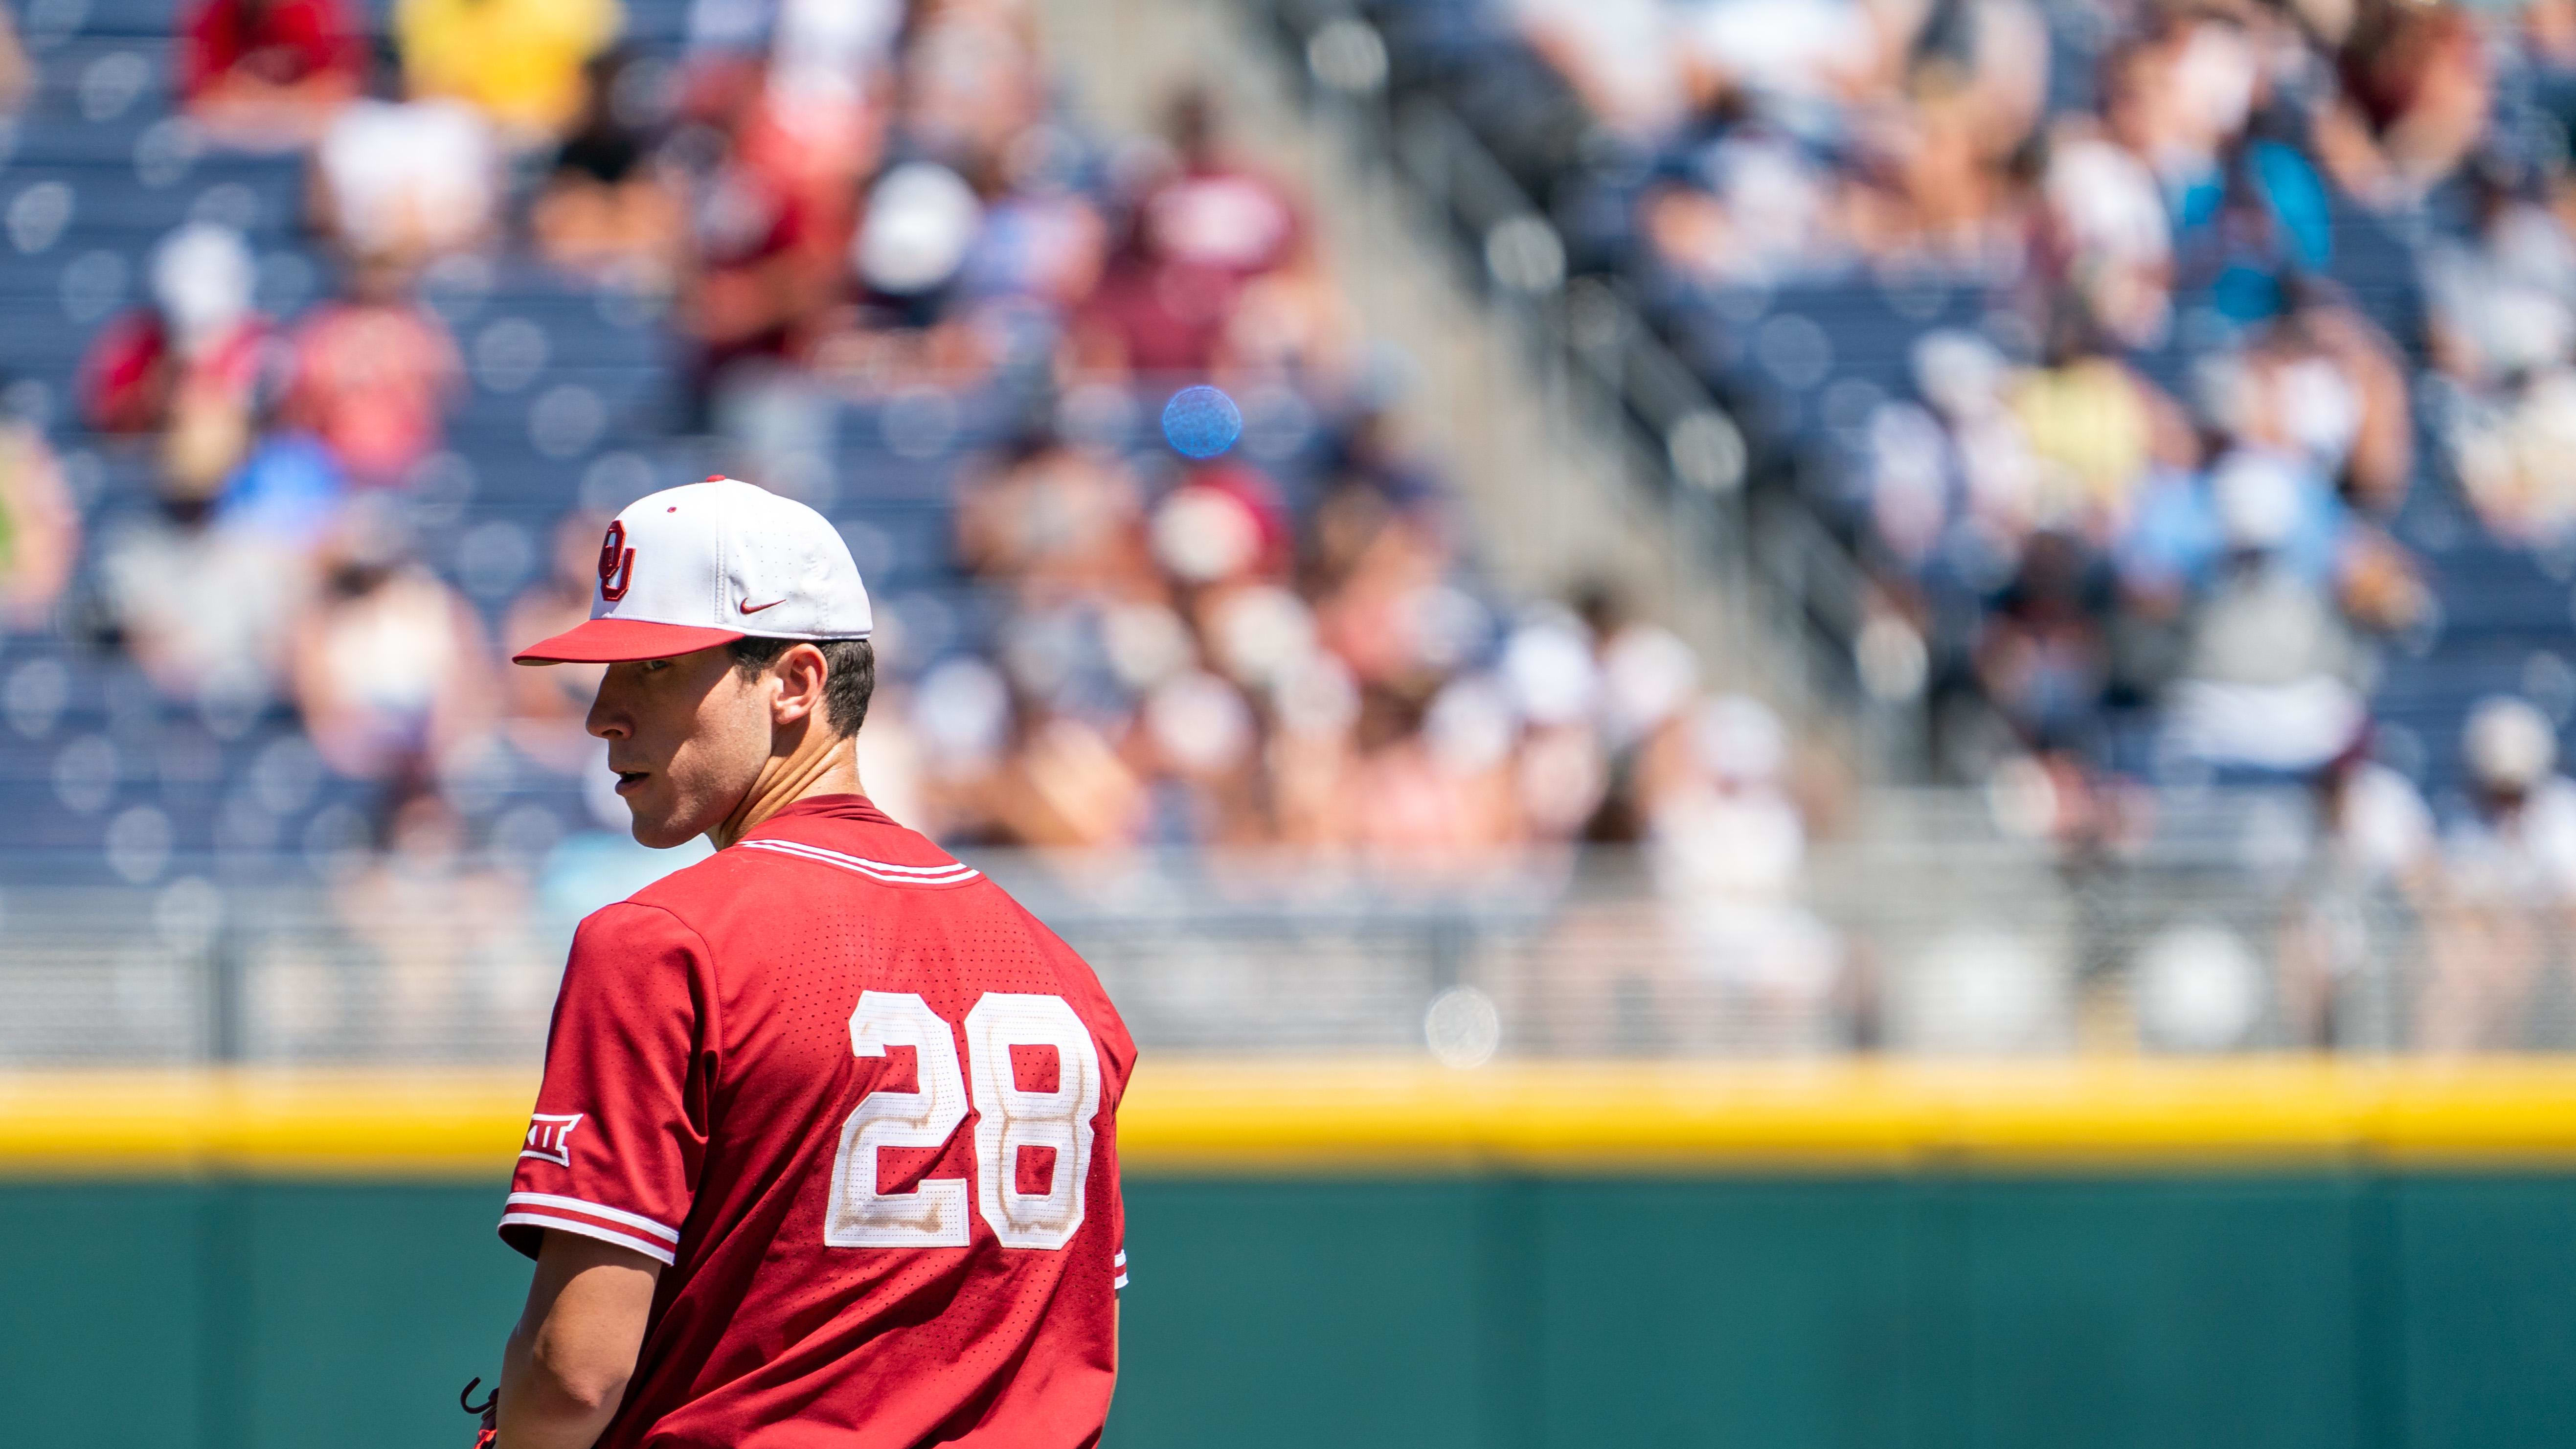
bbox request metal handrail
[1248,1,1878,718]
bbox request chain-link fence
[6,786,2568,1065]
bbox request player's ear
[771,642,830,728]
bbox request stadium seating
[1317,0,2576,806]
[0,0,1370,883]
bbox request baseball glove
[460,1377,498,1448]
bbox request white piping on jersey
[505,1192,682,1243]
[735,838,981,886]
[740,838,976,878]
[500,1212,679,1267]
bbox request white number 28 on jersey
[825,991,1103,1252]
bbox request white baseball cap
[514,477,873,664]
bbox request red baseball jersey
[498,794,1135,1448]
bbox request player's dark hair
[727,636,875,738]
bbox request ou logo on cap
[511,478,873,664]
[598,521,636,602]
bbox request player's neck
[712,735,865,850]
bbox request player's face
[586,646,773,848]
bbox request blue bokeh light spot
[1161,385,1243,459]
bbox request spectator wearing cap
[1636,694,1842,1051]
[2258,306,2416,517]
[2162,451,2367,773]
[1497,607,1611,842]
[80,223,270,459]
[2278,732,2440,1046]
[78,227,320,537]
[2424,698,2576,1049]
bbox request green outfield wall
[7,1170,2576,1449]
[12,1061,2576,1448]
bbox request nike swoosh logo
[740,598,787,614]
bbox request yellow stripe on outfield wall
[1121,1058,2576,1171]
[6,1059,2576,1177]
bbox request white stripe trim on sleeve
[500,1212,679,1267]
[735,838,980,886]
[1114,1250,1127,1267]
[505,1192,680,1244]
[1114,1272,1130,1290]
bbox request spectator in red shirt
[1075,88,1308,376]
[679,89,866,412]
[282,255,462,486]
[180,0,362,148]
[80,224,273,498]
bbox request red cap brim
[512,618,747,664]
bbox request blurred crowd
[1499,0,2576,774]
[1519,0,2462,770]
[1460,0,2576,1045]
[0,0,1888,1061]
[0,0,1826,885]
[9,0,2576,1052]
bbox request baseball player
[475,478,1133,1449]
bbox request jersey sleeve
[499,902,717,1267]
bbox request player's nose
[585,677,631,741]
